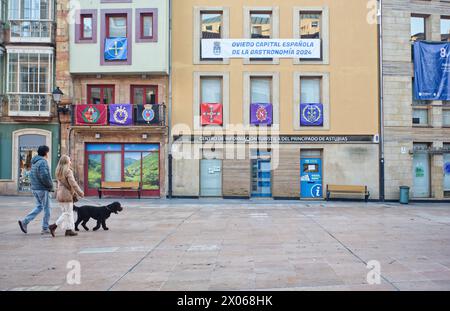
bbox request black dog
[74,202,123,231]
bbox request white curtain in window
[104,153,122,182]
[201,78,222,103]
[443,110,450,127]
[251,78,271,103]
[301,78,321,103]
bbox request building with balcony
[381,0,450,201]
[171,0,380,199]
[0,0,58,195]
[56,0,169,197]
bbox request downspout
[167,0,173,198]
[378,0,385,201]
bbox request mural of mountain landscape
[124,152,159,190]
[88,154,102,188]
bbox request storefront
[172,135,380,200]
[0,124,59,195]
[84,143,160,196]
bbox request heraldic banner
[104,37,128,61]
[250,103,273,125]
[201,103,223,125]
[413,41,450,100]
[75,104,108,125]
[109,104,133,126]
[300,103,323,126]
[137,104,160,125]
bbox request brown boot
[48,224,57,237]
[65,230,78,237]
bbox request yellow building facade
[171,0,380,199]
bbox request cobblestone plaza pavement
[1,196,450,291]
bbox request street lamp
[52,87,69,114]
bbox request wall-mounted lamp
[95,133,101,139]
[142,133,148,139]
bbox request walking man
[18,145,54,234]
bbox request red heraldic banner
[201,103,223,125]
[75,104,108,125]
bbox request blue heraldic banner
[414,41,450,100]
[300,103,323,126]
[104,37,128,61]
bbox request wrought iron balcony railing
[9,20,53,42]
[8,93,51,117]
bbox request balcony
[8,20,53,43]
[8,94,51,117]
[71,104,167,127]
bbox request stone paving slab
[0,196,450,291]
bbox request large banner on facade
[75,104,108,125]
[300,103,324,127]
[201,39,321,59]
[136,104,160,125]
[414,41,450,100]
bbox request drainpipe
[167,0,173,198]
[378,0,385,201]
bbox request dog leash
[77,197,103,207]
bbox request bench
[98,181,142,199]
[326,184,370,202]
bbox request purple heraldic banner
[109,104,133,126]
[250,103,273,125]
[300,103,324,126]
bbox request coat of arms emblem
[113,105,129,124]
[142,104,155,123]
[82,105,100,123]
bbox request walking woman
[49,155,84,237]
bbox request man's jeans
[23,190,51,230]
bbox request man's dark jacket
[30,156,53,191]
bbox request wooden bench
[326,184,370,202]
[98,181,142,199]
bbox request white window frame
[293,7,329,65]
[243,6,280,65]
[8,0,53,43]
[6,47,54,117]
[193,72,230,130]
[293,72,330,131]
[243,72,280,129]
[193,7,230,65]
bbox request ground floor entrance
[0,124,58,195]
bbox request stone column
[55,0,73,156]
[432,142,444,199]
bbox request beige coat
[56,169,84,203]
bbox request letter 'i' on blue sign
[104,38,128,61]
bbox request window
[412,78,429,126]
[441,16,450,42]
[81,14,93,39]
[411,15,426,42]
[301,77,321,103]
[251,77,272,103]
[412,108,429,126]
[141,13,153,38]
[443,109,450,127]
[300,12,321,39]
[131,85,158,105]
[294,73,329,130]
[101,9,131,65]
[8,0,51,40]
[299,12,322,61]
[106,14,127,37]
[250,12,272,38]
[7,50,53,116]
[201,77,222,103]
[87,85,115,105]
[200,11,223,60]
[85,144,160,196]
